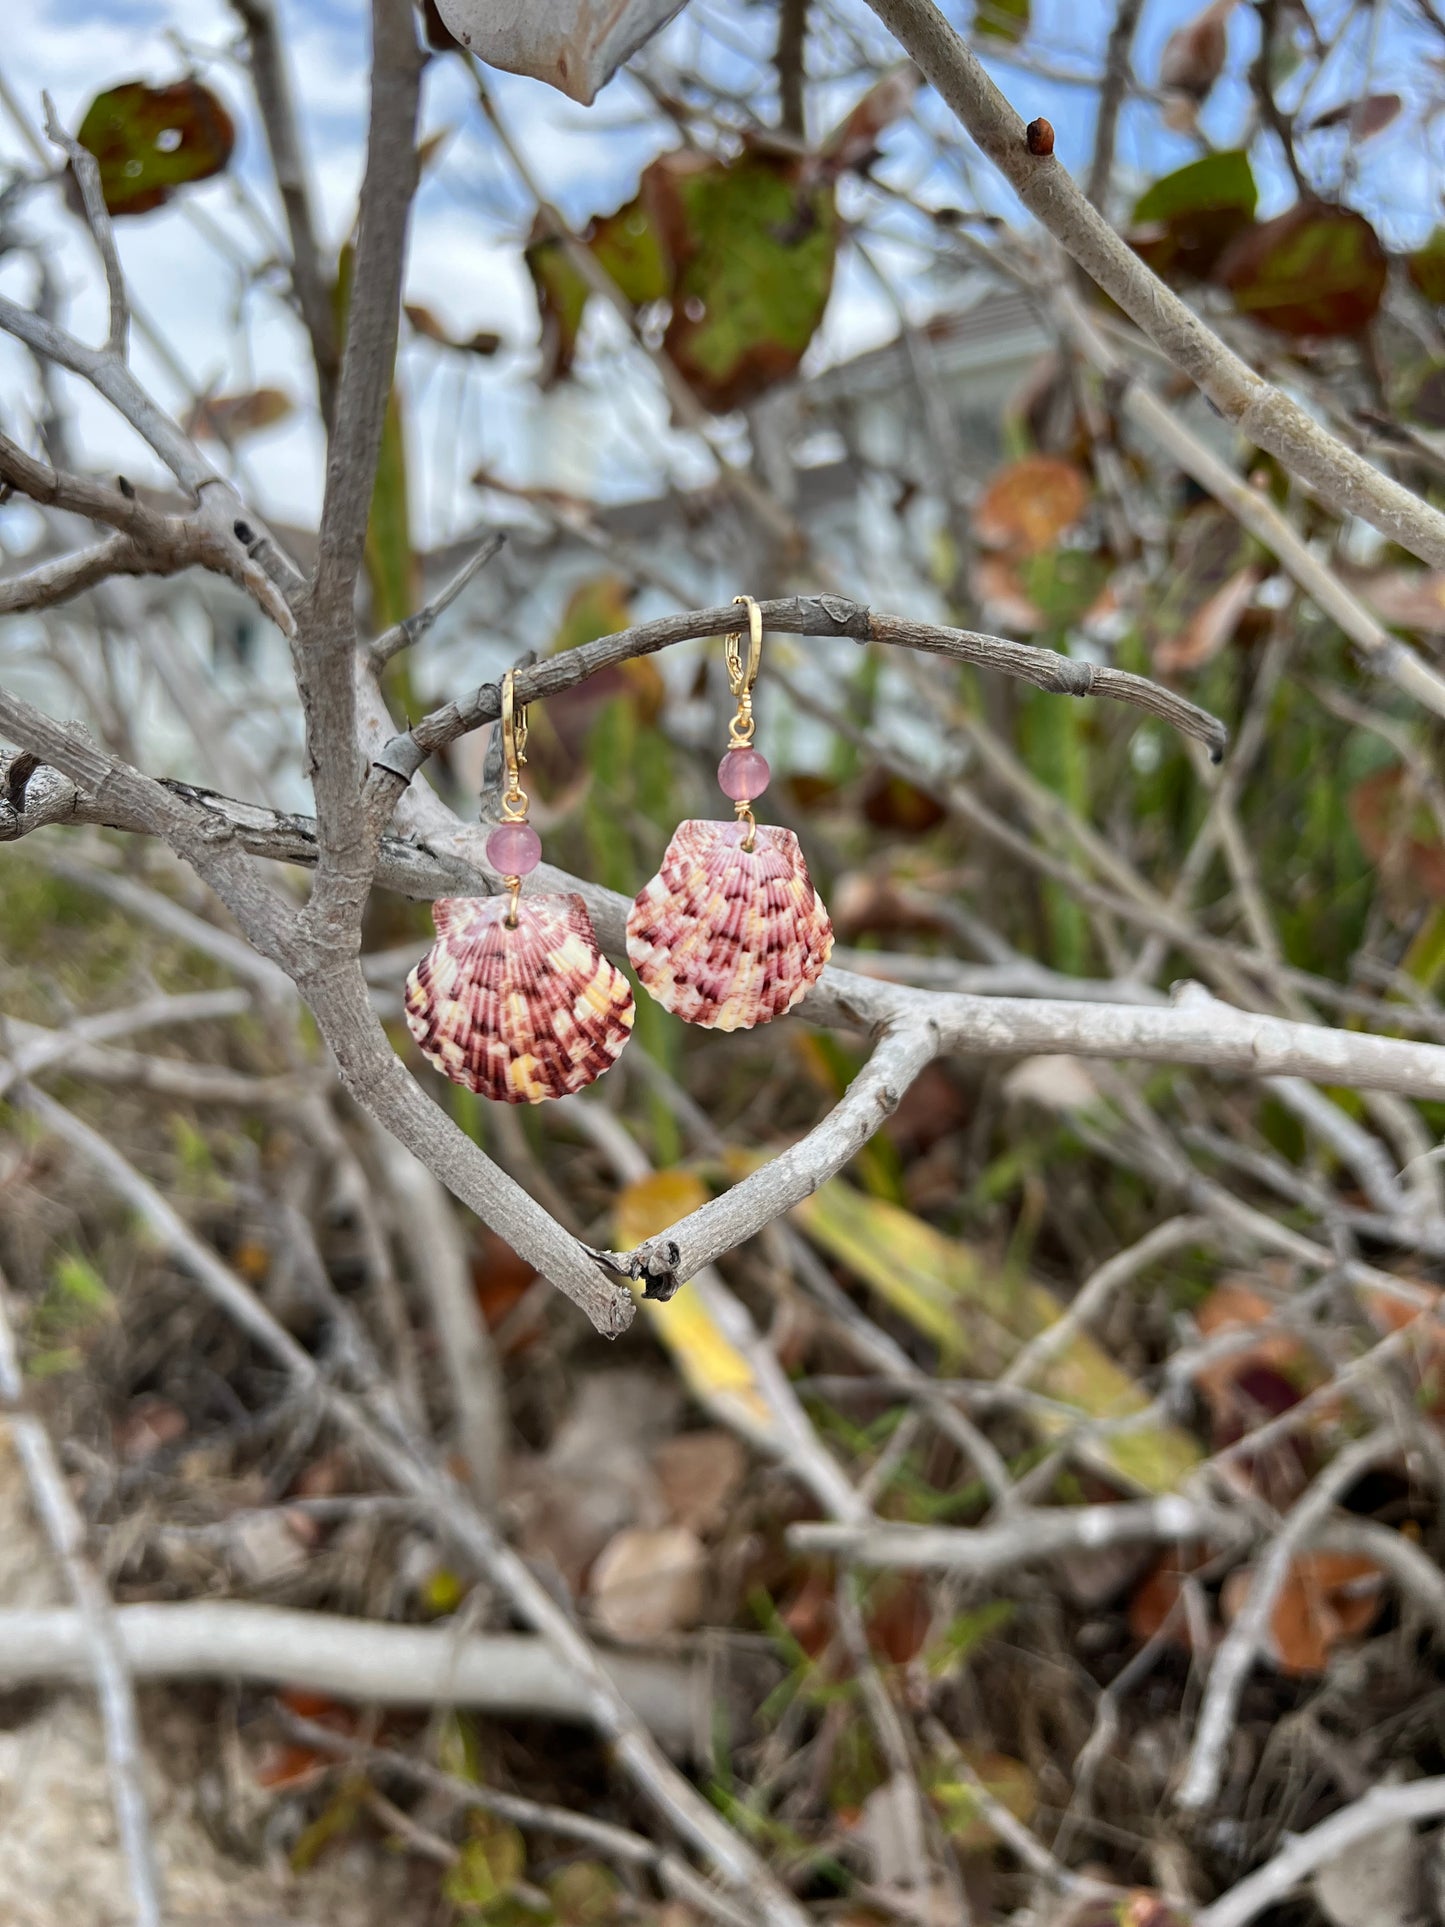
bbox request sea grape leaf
[1218,202,1387,337]
[76,78,234,217]
[1129,150,1257,280]
[526,147,837,411]
[433,0,689,104]
[660,151,837,411]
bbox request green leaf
[661,151,837,412]
[589,194,672,308]
[1130,151,1257,281]
[76,79,234,218]
[975,0,1030,43]
[525,226,592,386]
[1409,227,1445,306]
[1218,202,1387,337]
[524,148,836,412]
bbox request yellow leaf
[613,1171,777,1445]
[779,1175,1200,1492]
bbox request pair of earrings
[404,597,834,1104]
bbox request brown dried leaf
[1222,1550,1383,1676]
[1357,569,1445,635]
[1305,93,1403,140]
[1154,563,1261,672]
[1159,0,1237,103]
[655,1429,746,1536]
[589,1524,706,1642]
[1349,765,1445,901]
[819,64,921,175]
[186,387,293,441]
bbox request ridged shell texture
[406,894,634,1102]
[626,820,833,1030]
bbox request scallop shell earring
[627,596,833,1031]
[405,671,634,1102]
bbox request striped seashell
[626,819,833,1031]
[405,894,634,1103]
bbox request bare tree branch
[0,1603,698,1750]
[790,1497,1246,1574]
[231,0,342,424]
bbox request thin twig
[0,1273,162,1927]
[1174,1427,1398,1812]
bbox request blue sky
[0,0,1438,545]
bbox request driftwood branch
[0,1603,698,1751]
[372,594,1228,785]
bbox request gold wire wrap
[726,595,763,850]
[500,668,530,926]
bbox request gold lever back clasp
[726,595,763,751]
[500,669,529,824]
[499,669,530,926]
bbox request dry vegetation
[4,0,1445,1923]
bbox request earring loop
[500,670,529,823]
[725,594,763,702]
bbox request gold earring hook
[725,596,764,850]
[725,594,763,703]
[499,669,530,927]
[500,670,529,824]
[725,595,763,753]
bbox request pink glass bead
[486,820,542,876]
[717,747,771,802]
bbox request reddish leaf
[470,1226,537,1332]
[1154,564,1261,673]
[1349,765,1445,900]
[865,1573,931,1664]
[861,770,946,835]
[970,553,1045,632]
[76,79,234,218]
[1128,1548,1208,1649]
[1160,0,1237,106]
[1222,1550,1382,1676]
[1305,93,1403,140]
[1218,202,1387,338]
[406,303,503,355]
[973,456,1089,557]
[819,65,921,175]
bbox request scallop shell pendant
[406,895,634,1103]
[626,820,833,1031]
